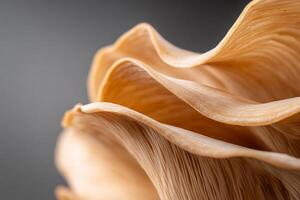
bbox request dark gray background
[0,0,250,199]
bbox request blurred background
[0,0,250,199]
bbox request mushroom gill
[56,0,300,199]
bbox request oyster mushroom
[56,0,300,199]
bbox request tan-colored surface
[56,0,300,199]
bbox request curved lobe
[58,103,300,199]
[80,102,300,170]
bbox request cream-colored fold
[98,59,300,126]
[57,103,300,199]
[98,60,300,156]
[78,102,300,170]
[89,0,300,103]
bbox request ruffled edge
[62,102,300,170]
[97,58,300,126]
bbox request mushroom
[56,0,300,199]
